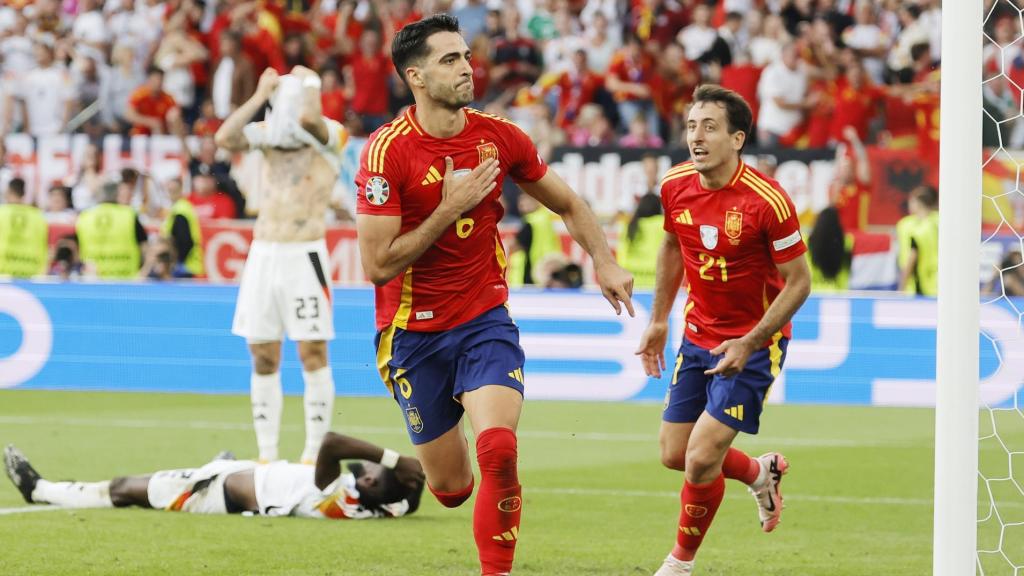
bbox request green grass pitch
[0,390,1018,575]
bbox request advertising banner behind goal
[0,282,1020,408]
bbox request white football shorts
[147,460,258,514]
[232,239,336,342]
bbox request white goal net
[977,1,1024,573]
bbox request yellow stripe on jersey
[661,171,696,187]
[375,267,415,396]
[467,108,515,125]
[745,172,790,218]
[664,163,696,178]
[375,324,397,397]
[671,353,683,385]
[763,331,785,401]
[374,121,412,173]
[494,234,507,272]
[404,109,424,135]
[768,331,784,379]
[741,175,787,223]
[742,173,789,218]
[741,174,790,223]
[729,161,746,187]
[393,267,414,329]
[367,124,397,174]
[371,119,409,173]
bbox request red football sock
[721,447,761,485]
[430,477,475,508]
[474,427,521,576]
[671,474,726,562]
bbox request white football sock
[300,366,335,463]
[32,479,112,508]
[251,371,283,462]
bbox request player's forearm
[367,207,459,285]
[314,432,389,490]
[650,237,683,324]
[741,270,810,348]
[215,91,270,151]
[559,196,615,268]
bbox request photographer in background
[49,234,84,281]
[140,237,192,280]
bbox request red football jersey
[356,106,548,332]
[660,161,806,349]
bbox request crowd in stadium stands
[0,0,1014,293]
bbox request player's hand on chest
[411,148,504,211]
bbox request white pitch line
[0,416,921,449]
[2,491,1022,516]
[0,505,62,516]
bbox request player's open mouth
[692,148,708,160]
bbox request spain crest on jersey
[725,211,743,239]
[406,407,424,433]
[478,142,499,164]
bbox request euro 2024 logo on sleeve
[365,176,390,206]
[0,285,53,388]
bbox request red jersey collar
[697,159,746,191]
[404,105,470,139]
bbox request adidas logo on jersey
[421,166,442,186]
[675,209,693,225]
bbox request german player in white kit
[4,433,425,520]
[216,66,348,464]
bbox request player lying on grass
[4,432,425,519]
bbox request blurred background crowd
[0,0,1020,297]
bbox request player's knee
[476,427,518,483]
[660,447,686,471]
[298,341,328,371]
[430,476,475,508]
[684,445,719,478]
[253,356,278,374]
[109,476,137,508]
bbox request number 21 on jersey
[698,253,728,282]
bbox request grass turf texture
[0,390,1014,575]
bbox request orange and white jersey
[253,461,408,519]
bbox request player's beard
[427,79,474,111]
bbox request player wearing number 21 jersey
[637,85,810,576]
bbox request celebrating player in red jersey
[636,85,811,576]
[355,15,634,576]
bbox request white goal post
[934,1,982,574]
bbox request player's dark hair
[348,463,425,515]
[7,177,25,198]
[627,192,663,243]
[691,84,753,139]
[391,14,461,87]
[808,206,849,281]
[910,185,938,209]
